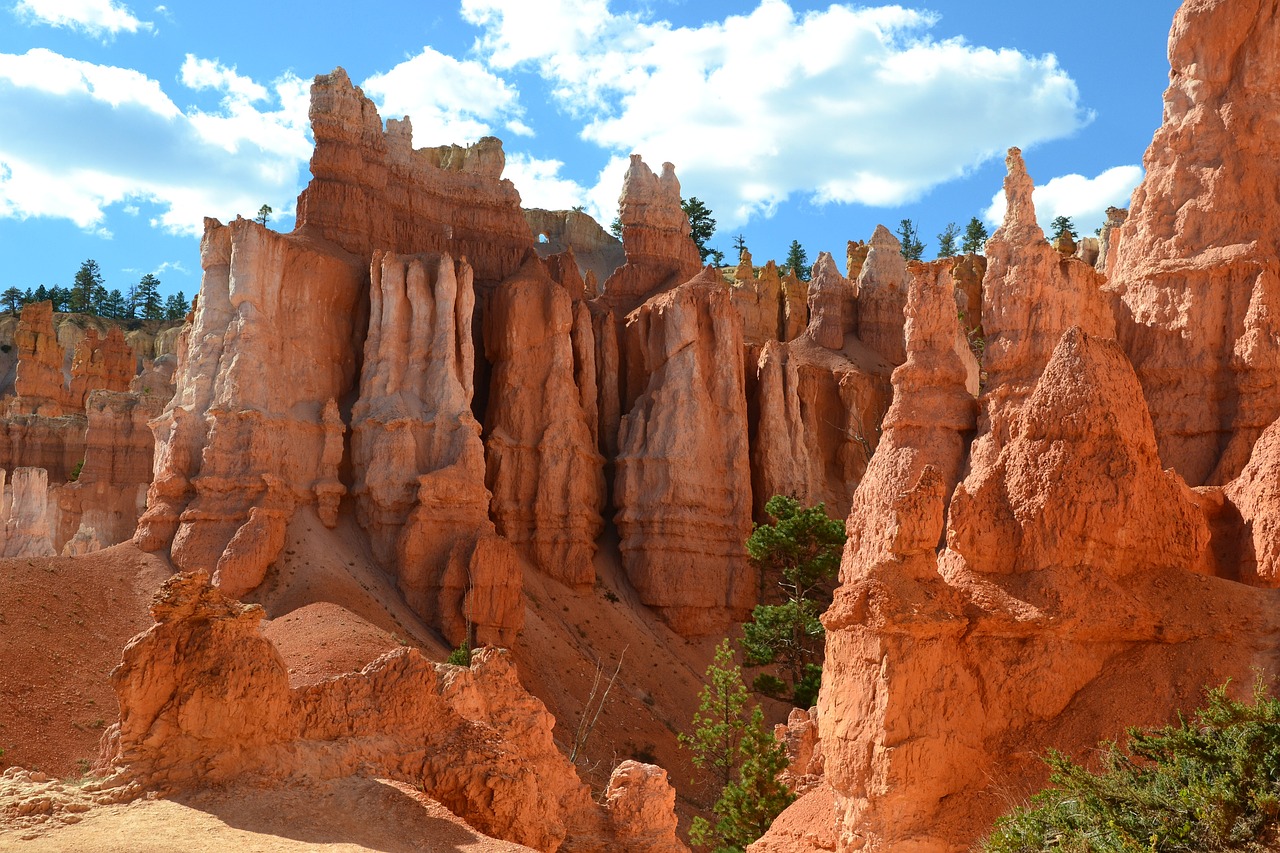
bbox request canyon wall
[1109,0,1280,486]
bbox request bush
[982,682,1280,853]
[446,641,471,667]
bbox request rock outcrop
[68,327,133,408]
[615,268,756,635]
[1109,0,1280,485]
[296,68,532,287]
[853,226,911,365]
[0,467,56,557]
[795,139,1274,853]
[526,208,626,289]
[598,156,701,313]
[134,217,366,590]
[100,572,686,853]
[748,253,895,521]
[9,302,72,416]
[484,255,605,586]
[351,251,494,621]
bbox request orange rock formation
[100,572,686,853]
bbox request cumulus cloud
[0,49,311,236]
[503,153,589,210]
[984,164,1143,234]
[463,0,1092,228]
[13,0,151,36]
[361,47,530,145]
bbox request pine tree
[610,215,623,240]
[741,495,846,706]
[896,219,925,261]
[33,284,49,304]
[961,217,989,254]
[255,204,272,226]
[71,259,104,314]
[680,639,752,789]
[682,197,719,265]
[0,287,22,314]
[732,234,748,260]
[48,285,68,312]
[781,240,810,282]
[936,222,960,258]
[1050,215,1078,239]
[136,274,163,321]
[690,707,794,853]
[164,291,189,321]
[99,289,127,319]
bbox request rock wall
[295,68,533,287]
[9,302,72,416]
[134,217,366,593]
[51,390,165,554]
[68,327,133,408]
[100,571,687,853]
[526,208,626,289]
[351,251,494,621]
[853,226,910,365]
[748,253,896,522]
[1109,0,1280,486]
[484,255,605,587]
[615,268,756,635]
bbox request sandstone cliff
[1109,0,1280,485]
[768,137,1280,853]
[296,69,533,287]
[484,254,605,587]
[615,267,756,635]
[526,208,626,289]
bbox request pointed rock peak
[810,251,842,282]
[995,146,1043,243]
[689,264,726,287]
[735,250,754,283]
[869,224,901,252]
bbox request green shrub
[446,641,471,667]
[982,682,1280,853]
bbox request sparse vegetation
[741,495,846,707]
[682,639,793,852]
[897,219,925,261]
[1050,214,1078,240]
[682,196,724,266]
[982,681,1280,853]
[781,240,810,282]
[936,221,960,258]
[446,640,471,666]
[962,217,989,254]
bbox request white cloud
[0,49,311,237]
[503,153,589,210]
[360,47,528,146]
[984,164,1143,234]
[464,0,1091,228]
[14,0,151,36]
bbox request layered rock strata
[1109,0,1280,485]
[135,217,366,595]
[784,137,1278,853]
[853,226,911,365]
[598,156,701,313]
[100,572,686,853]
[751,255,895,521]
[296,68,533,287]
[351,251,495,620]
[484,255,605,587]
[615,268,756,635]
[526,208,626,289]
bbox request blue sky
[0,0,1179,299]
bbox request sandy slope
[0,544,170,777]
[0,776,535,852]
